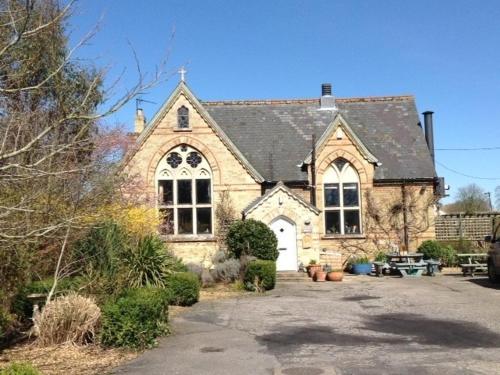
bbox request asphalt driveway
[115,275,500,375]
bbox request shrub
[166,272,200,306]
[33,293,100,346]
[186,263,203,279]
[100,288,170,349]
[351,255,370,265]
[213,259,241,283]
[212,251,227,264]
[226,219,278,261]
[418,240,457,267]
[0,306,12,342]
[243,260,276,291]
[200,268,215,288]
[76,222,187,295]
[75,221,127,279]
[374,251,388,262]
[120,235,182,288]
[0,363,41,375]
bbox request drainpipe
[402,181,409,252]
[310,134,317,206]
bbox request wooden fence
[435,212,499,241]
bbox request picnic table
[457,253,488,277]
[388,253,428,277]
[374,253,436,277]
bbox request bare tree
[0,0,170,304]
[443,183,489,214]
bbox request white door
[271,217,298,271]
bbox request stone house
[122,80,443,270]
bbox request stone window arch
[323,157,361,235]
[177,106,189,129]
[156,144,212,235]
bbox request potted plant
[306,259,322,278]
[327,268,344,281]
[313,265,327,282]
[351,255,372,275]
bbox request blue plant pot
[352,263,372,275]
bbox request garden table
[457,253,488,277]
[386,253,427,277]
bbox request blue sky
[70,0,500,207]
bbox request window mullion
[339,182,344,234]
[173,180,178,235]
[192,178,196,235]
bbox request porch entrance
[270,217,298,271]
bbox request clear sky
[69,0,500,207]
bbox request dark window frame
[177,106,189,129]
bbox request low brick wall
[319,251,342,270]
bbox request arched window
[323,158,361,235]
[177,106,189,129]
[156,144,212,235]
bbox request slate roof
[202,96,436,182]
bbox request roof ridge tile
[201,95,414,106]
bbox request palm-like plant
[121,235,172,288]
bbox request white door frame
[270,216,298,271]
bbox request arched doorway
[270,217,298,271]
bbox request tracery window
[323,158,361,235]
[177,106,189,129]
[156,145,212,235]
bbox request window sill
[173,128,192,132]
[322,234,366,240]
[161,235,216,243]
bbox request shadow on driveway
[465,277,500,290]
[256,313,500,355]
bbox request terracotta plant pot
[313,270,327,282]
[327,271,343,281]
[307,264,322,278]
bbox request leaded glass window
[187,152,202,168]
[324,159,361,235]
[156,145,212,236]
[166,152,182,168]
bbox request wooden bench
[457,253,488,277]
[460,263,487,277]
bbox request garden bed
[0,341,136,375]
[0,283,249,374]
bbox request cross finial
[178,66,187,82]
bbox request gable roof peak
[242,181,321,216]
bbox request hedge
[243,260,276,291]
[226,219,278,260]
[166,272,200,306]
[100,288,170,349]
